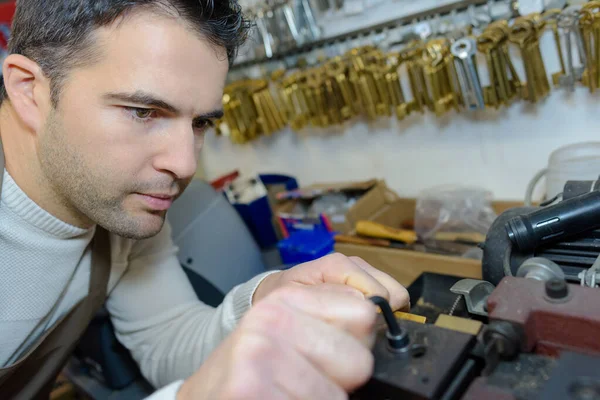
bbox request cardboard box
[275,179,399,235]
[335,198,524,287]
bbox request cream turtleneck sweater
[0,170,271,398]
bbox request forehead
[68,10,229,112]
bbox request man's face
[37,10,228,239]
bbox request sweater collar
[1,169,93,239]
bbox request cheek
[57,105,147,182]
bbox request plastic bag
[309,194,356,224]
[415,186,497,258]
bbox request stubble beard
[38,109,165,239]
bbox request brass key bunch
[218,6,600,144]
[274,70,311,131]
[421,38,461,116]
[398,40,432,113]
[508,13,550,102]
[580,2,600,92]
[276,58,358,130]
[477,21,521,108]
[347,46,411,121]
[219,79,287,144]
[384,53,411,120]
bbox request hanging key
[477,21,521,108]
[399,41,431,113]
[422,38,460,116]
[451,37,486,110]
[509,14,550,102]
[325,57,355,120]
[550,8,587,92]
[579,2,600,92]
[384,55,410,120]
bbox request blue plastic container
[259,174,299,192]
[277,230,335,266]
[227,174,299,250]
[233,196,278,249]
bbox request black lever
[370,296,410,351]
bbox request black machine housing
[483,177,600,285]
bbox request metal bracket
[450,279,495,317]
[516,257,565,282]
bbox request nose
[152,122,199,180]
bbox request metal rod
[232,0,495,70]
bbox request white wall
[201,3,600,203]
[201,86,600,202]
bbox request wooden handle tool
[356,220,485,245]
[355,221,419,244]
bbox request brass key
[509,14,550,102]
[399,41,431,113]
[384,55,410,120]
[543,9,567,86]
[422,38,459,116]
[580,2,600,92]
[325,57,355,120]
[478,21,522,108]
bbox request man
[0,0,409,399]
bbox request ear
[2,54,51,133]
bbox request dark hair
[0,0,250,105]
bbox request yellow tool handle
[356,221,418,244]
[395,311,426,324]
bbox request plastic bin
[277,230,335,266]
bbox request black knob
[546,278,569,300]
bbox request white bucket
[526,142,600,205]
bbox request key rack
[233,0,515,71]
[217,0,597,145]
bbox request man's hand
[254,253,409,312]
[177,284,379,400]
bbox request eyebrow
[103,90,224,122]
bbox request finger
[288,253,391,301]
[349,256,410,311]
[270,336,348,400]
[272,284,378,347]
[246,298,375,393]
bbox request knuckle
[399,287,410,303]
[325,252,351,267]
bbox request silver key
[299,0,321,41]
[281,3,302,46]
[451,37,486,110]
[255,10,274,59]
[557,9,587,92]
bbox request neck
[0,103,93,228]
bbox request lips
[136,193,175,211]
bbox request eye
[127,107,156,121]
[193,119,215,133]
